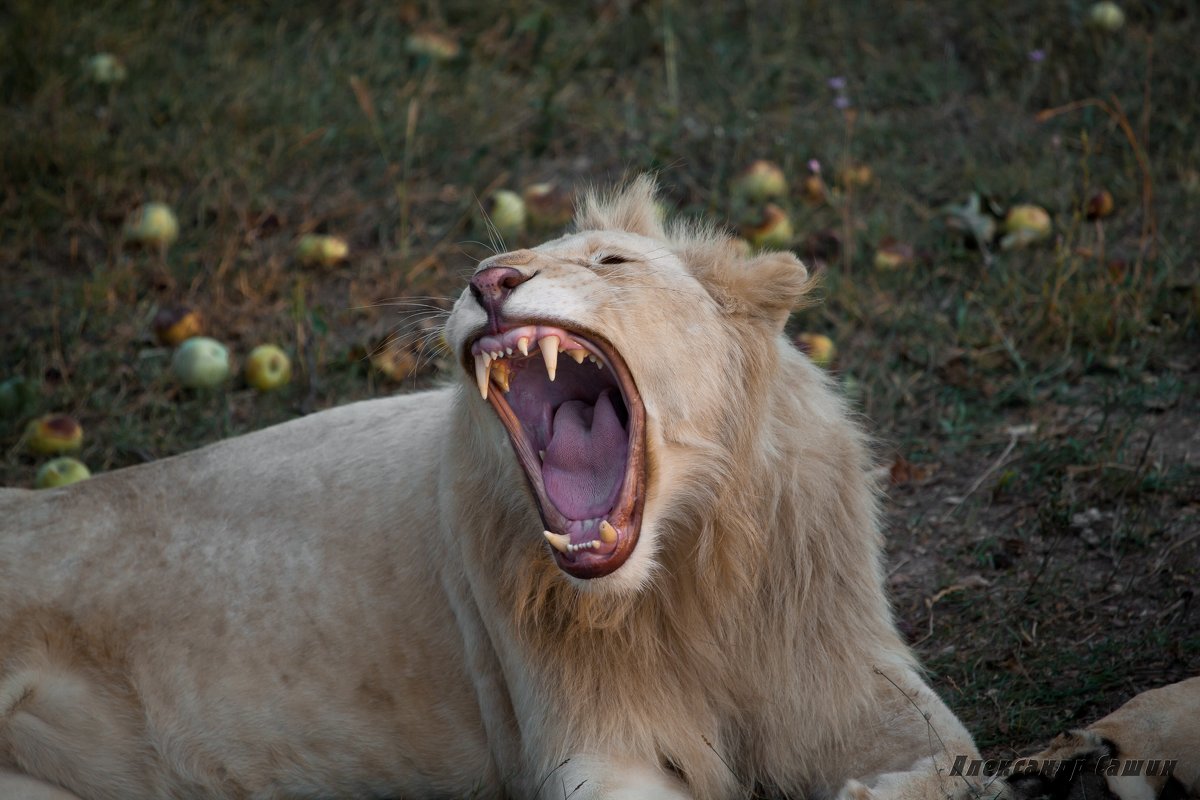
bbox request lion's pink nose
[469,266,529,316]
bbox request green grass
[2,0,1198,760]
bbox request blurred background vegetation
[2,0,1197,759]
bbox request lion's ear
[697,249,812,329]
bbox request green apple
[36,457,91,489]
[795,333,836,367]
[732,160,787,202]
[296,234,349,267]
[152,306,203,346]
[244,344,292,391]
[0,377,36,420]
[1087,2,1125,31]
[124,203,179,248]
[173,337,230,389]
[481,190,526,241]
[86,53,127,85]
[27,414,83,454]
[740,204,793,250]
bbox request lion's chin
[465,321,646,579]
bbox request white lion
[0,178,981,800]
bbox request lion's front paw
[837,768,1004,800]
[837,779,878,800]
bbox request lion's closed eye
[596,253,631,265]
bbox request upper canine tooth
[517,337,530,356]
[539,336,559,381]
[599,520,618,544]
[567,348,587,364]
[474,353,491,400]
[543,530,571,554]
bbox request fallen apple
[405,32,461,61]
[795,333,836,367]
[86,53,127,85]
[0,377,36,420]
[124,203,179,248]
[244,344,292,391]
[740,204,793,250]
[1000,204,1052,250]
[35,457,91,489]
[1086,190,1115,220]
[481,190,526,242]
[296,234,349,267]
[27,414,83,454]
[173,337,230,389]
[838,163,874,189]
[802,173,828,205]
[873,239,915,270]
[732,160,787,203]
[152,306,203,346]
[522,183,574,229]
[1087,1,1125,31]
[370,345,419,382]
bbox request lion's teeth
[517,337,530,356]
[538,449,546,461]
[567,348,587,364]
[565,540,600,553]
[539,335,559,381]
[599,520,618,544]
[544,531,570,554]
[474,353,491,400]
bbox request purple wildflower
[827,76,847,91]
[1028,49,1046,63]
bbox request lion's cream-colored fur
[1,178,978,799]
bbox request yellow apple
[152,306,203,346]
[124,203,179,248]
[296,234,349,267]
[741,204,793,250]
[27,414,83,454]
[244,345,292,391]
[732,160,787,202]
[795,333,836,367]
[1000,204,1052,250]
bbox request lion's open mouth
[466,324,646,579]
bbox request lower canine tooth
[599,520,618,544]
[544,531,571,554]
[539,336,559,381]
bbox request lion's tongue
[542,390,627,521]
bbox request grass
[3,0,1199,761]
